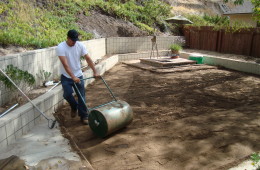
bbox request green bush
[170,44,183,52]
[0,64,35,103]
[0,65,35,89]
[185,14,254,32]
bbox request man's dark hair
[67,29,79,41]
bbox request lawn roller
[74,76,133,138]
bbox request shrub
[170,44,183,52]
[0,65,35,104]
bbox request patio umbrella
[165,15,193,25]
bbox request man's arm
[84,54,99,77]
[58,56,80,83]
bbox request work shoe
[81,117,88,125]
[70,109,77,118]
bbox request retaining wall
[203,56,260,75]
[106,36,184,54]
[180,51,260,75]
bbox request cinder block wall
[106,36,184,54]
[0,39,106,106]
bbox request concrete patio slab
[123,59,216,73]
[0,118,93,169]
[140,57,196,67]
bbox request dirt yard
[55,63,260,170]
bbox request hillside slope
[77,0,223,39]
[0,0,224,56]
[166,0,223,15]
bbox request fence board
[184,26,260,58]
[200,27,218,51]
[220,29,253,55]
[251,28,260,57]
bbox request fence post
[217,29,222,53]
[249,29,255,56]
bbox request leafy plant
[185,14,254,33]
[170,44,183,53]
[251,152,260,170]
[36,70,52,83]
[251,0,260,25]
[203,15,229,25]
[0,64,35,103]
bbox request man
[57,29,99,125]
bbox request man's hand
[94,73,101,79]
[72,76,81,83]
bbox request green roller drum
[74,76,134,138]
[89,100,133,137]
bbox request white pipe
[0,68,49,120]
[47,81,60,92]
[0,103,19,118]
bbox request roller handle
[81,76,117,101]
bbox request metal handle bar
[81,76,117,101]
[73,76,117,112]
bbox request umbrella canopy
[165,15,193,25]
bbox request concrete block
[11,57,18,66]
[0,125,7,142]
[13,116,22,132]
[34,107,41,119]
[5,120,14,138]
[7,134,15,145]
[0,139,7,152]
[29,121,34,130]
[21,54,30,66]
[4,58,13,67]
[34,115,41,125]
[17,54,23,66]
[15,129,23,139]
[22,124,29,135]
[36,100,45,112]
[21,112,29,127]
[27,109,35,122]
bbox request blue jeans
[61,74,88,119]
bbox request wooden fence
[183,26,260,58]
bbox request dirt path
[55,64,260,170]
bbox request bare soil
[54,63,260,170]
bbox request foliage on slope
[0,0,171,48]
